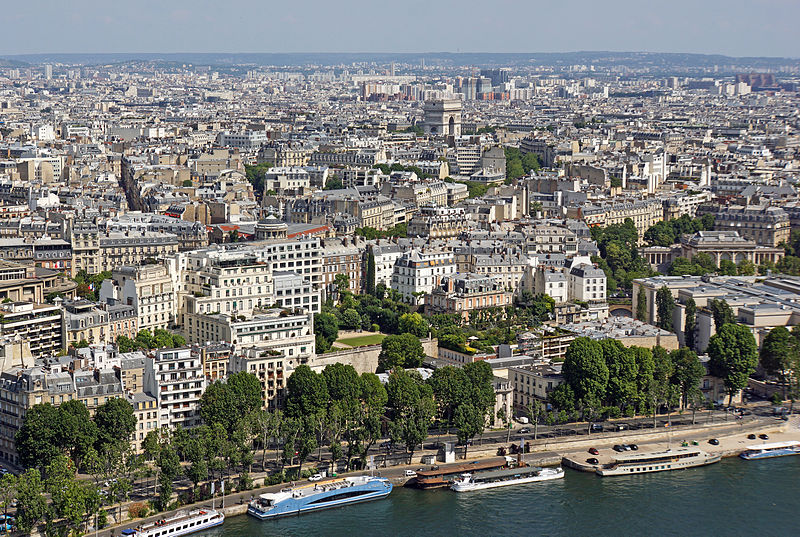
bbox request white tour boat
[596,448,720,476]
[120,508,224,537]
[450,466,564,492]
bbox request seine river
[196,457,799,536]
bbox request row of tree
[116,328,186,353]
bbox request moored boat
[596,448,720,476]
[740,441,800,460]
[248,475,392,520]
[450,466,564,492]
[120,508,224,537]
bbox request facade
[510,364,565,414]
[712,205,791,247]
[426,274,513,319]
[101,264,176,332]
[407,204,469,239]
[680,231,783,266]
[423,100,462,137]
[568,263,607,303]
[391,249,456,304]
[0,301,63,358]
[145,347,206,429]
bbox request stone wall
[311,337,438,374]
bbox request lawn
[336,334,386,347]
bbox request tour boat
[450,466,564,492]
[120,508,224,537]
[740,441,800,460]
[596,448,720,476]
[248,475,392,520]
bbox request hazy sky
[1,0,798,57]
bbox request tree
[386,370,434,463]
[454,403,483,458]
[601,340,638,411]
[314,312,339,346]
[15,403,61,470]
[562,338,609,412]
[709,299,735,331]
[116,335,137,353]
[670,348,705,409]
[719,259,737,276]
[760,326,799,398]
[365,251,376,296]
[57,399,98,470]
[684,297,697,350]
[708,323,759,406]
[398,312,429,338]
[94,397,137,453]
[548,383,575,412]
[428,367,469,432]
[324,175,344,190]
[340,308,361,330]
[285,365,329,419]
[15,468,47,533]
[378,333,426,372]
[200,371,263,433]
[656,286,675,332]
[636,289,648,322]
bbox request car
[615,424,628,431]
[590,423,604,432]
[759,434,769,440]
[308,474,324,482]
[380,441,393,449]
[519,427,531,434]
[747,434,757,440]
[709,438,720,445]
[613,444,624,452]
[588,447,599,455]
[404,470,417,477]
[629,444,639,451]
[586,458,599,465]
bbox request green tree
[719,259,737,276]
[636,289,648,322]
[15,468,47,533]
[453,403,483,458]
[562,338,609,412]
[366,251,376,295]
[601,340,638,411]
[57,399,98,470]
[684,297,697,351]
[340,308,362,330]
[656,286,675,331]
[670,348,705,408]
[199,371,263,433]
[285,365,329,419]
[737,259,756,276]
[378,333,426,371]
[709,299,735,331]
[94,397,137,454]
[134,329,155,350]
[324,175,344,190]
[760,326,799,398]
[708,323,759,406]
[15,403,61,470]
[116,335,137,352]
[244,162,272,195]
[547,383,576,412]
[386,370,435,463]
[398,312,430,338]
[314,312,339,345]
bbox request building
[510,363,564,413]
[101,264,176,332]
[712,205,791,247]
[263,167,311,196]
[145,347,206,429]
[407,204,469,239]
[680,231,783,266]
[426,274,512,319]
[567,263,607,303]
[391,249,456,304]
[0,301,63,358]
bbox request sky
[1,0,798,58]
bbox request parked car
[747,434,757,440]
[380,441,393,449]
[759,433,769,440]
[308,474,324,482]
[519,427,531,434]
[588,447,599,455]
[613,445,624,452]
[615,424,628,431]
[404,470,417,477]
[709,438,720,445]
[586,458,599,465]
[590,423,604,432]
[629,444,639,451]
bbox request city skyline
[1,0,798,58]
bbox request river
[196,457,799,536]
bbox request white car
[308,474,324,482]
[404,470,417,477]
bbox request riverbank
[82,413,795,537]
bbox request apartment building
[391,249,456,304]
[145,347,206,429]
[568,263,607,303]
[573,198,663,240]
[100,264,176,332]
[320,237,365,298]
[712,205,791,247]
[370,242,404,288]
[426,274,512,319]
[0,301,63,358]
[407,204,469,239]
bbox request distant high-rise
[44,64,52,80]
[480,68,510,87]
[390,62,395,77]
